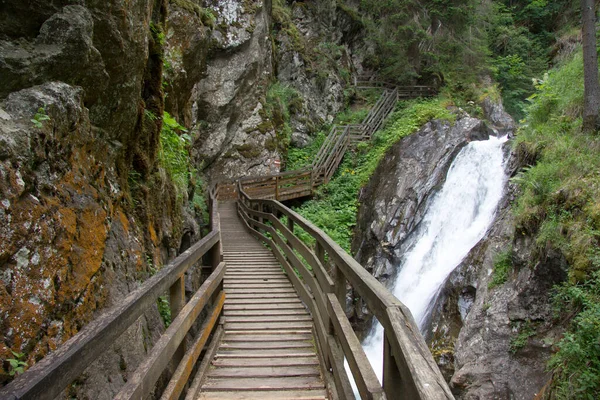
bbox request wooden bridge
[0,84,453,399]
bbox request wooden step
[202,376,325,392]
[197,389,328,399]
[224,309,308,317]
[207,365,321,378]
[212,356,319,368]
[225,322,313,331]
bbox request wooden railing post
[383,331,403,399]
[275,176,280,200]
[333,264,346,310]
[287,217,294,246]
[169,277,186,364]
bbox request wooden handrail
[0,187,225,400]
[214,84,434,203]
[237,183,453,400]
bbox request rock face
[0,1,201,394]
[353,116,495,283]
[428,160,565,399]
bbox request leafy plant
[509,320,536,353]
[489,247,513,289]
[31,107,50,128]
[157,295,171,328]
[7,351,27,376]
[548,271,600,398]
[158,112,192,199]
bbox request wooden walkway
[217,83,436,202]
[197,202,329,399]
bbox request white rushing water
[360,135,509,386]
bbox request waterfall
[360,135,509,386]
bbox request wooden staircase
[196,202,330,399]
[218,83,436,201]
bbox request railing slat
[0,230,220,400]
[160,291,225,400]
[114,262,227,400]
[327,293,386,400]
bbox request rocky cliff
[351,112,496,331]
[351,99,562,400]
[0,1,192,393]
[0,0,370,394]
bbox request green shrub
[512,48,600,398]
[292,98,453,253]
[262,82,302,154]
[158,112,192,199]
[548,272,600,398]
[489,247,513,289]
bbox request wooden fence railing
[0,188,225,400]
[237,182,454,400]
[218,83,435,202]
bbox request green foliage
[157,295,171,328]
[548,272,600,398]
[509,320,536,353]
[158,112,192,199]
[262,82,302,154]
[7,351,27,376]
[489,247,513,289]
[31,107,50,128]
[513,49,598,278]
[291,98,453,253]
[150,22,166,46]
[512,49,600,398]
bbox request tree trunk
[581,0,600,133]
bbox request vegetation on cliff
[288,97,454,252]
[513,48,600,397]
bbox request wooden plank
[225,297,301,304]
[225,322,313,331]
[326,293,384,400]
[224,309,308,317]
[0,230,220,400]
[224,315,312,323]
[160,292,225,400]
[197,389,328,399]
[224,334,312,342]
[212,357,319,368]
[208,366,321,378]
[215,351,318,359]
[225,288,296,294]
[114,262,227,400]
[184,325,224,400]
[220,342,313,350]
[201,376,325,391]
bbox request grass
[289,98,454,253]
[488,247,513,289]
[511,47,600,398]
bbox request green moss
[265,136,278,152]
[488,247,513,289]
[236,143,262,159]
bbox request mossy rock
[265,136,278,152]
[236,143,262,159]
